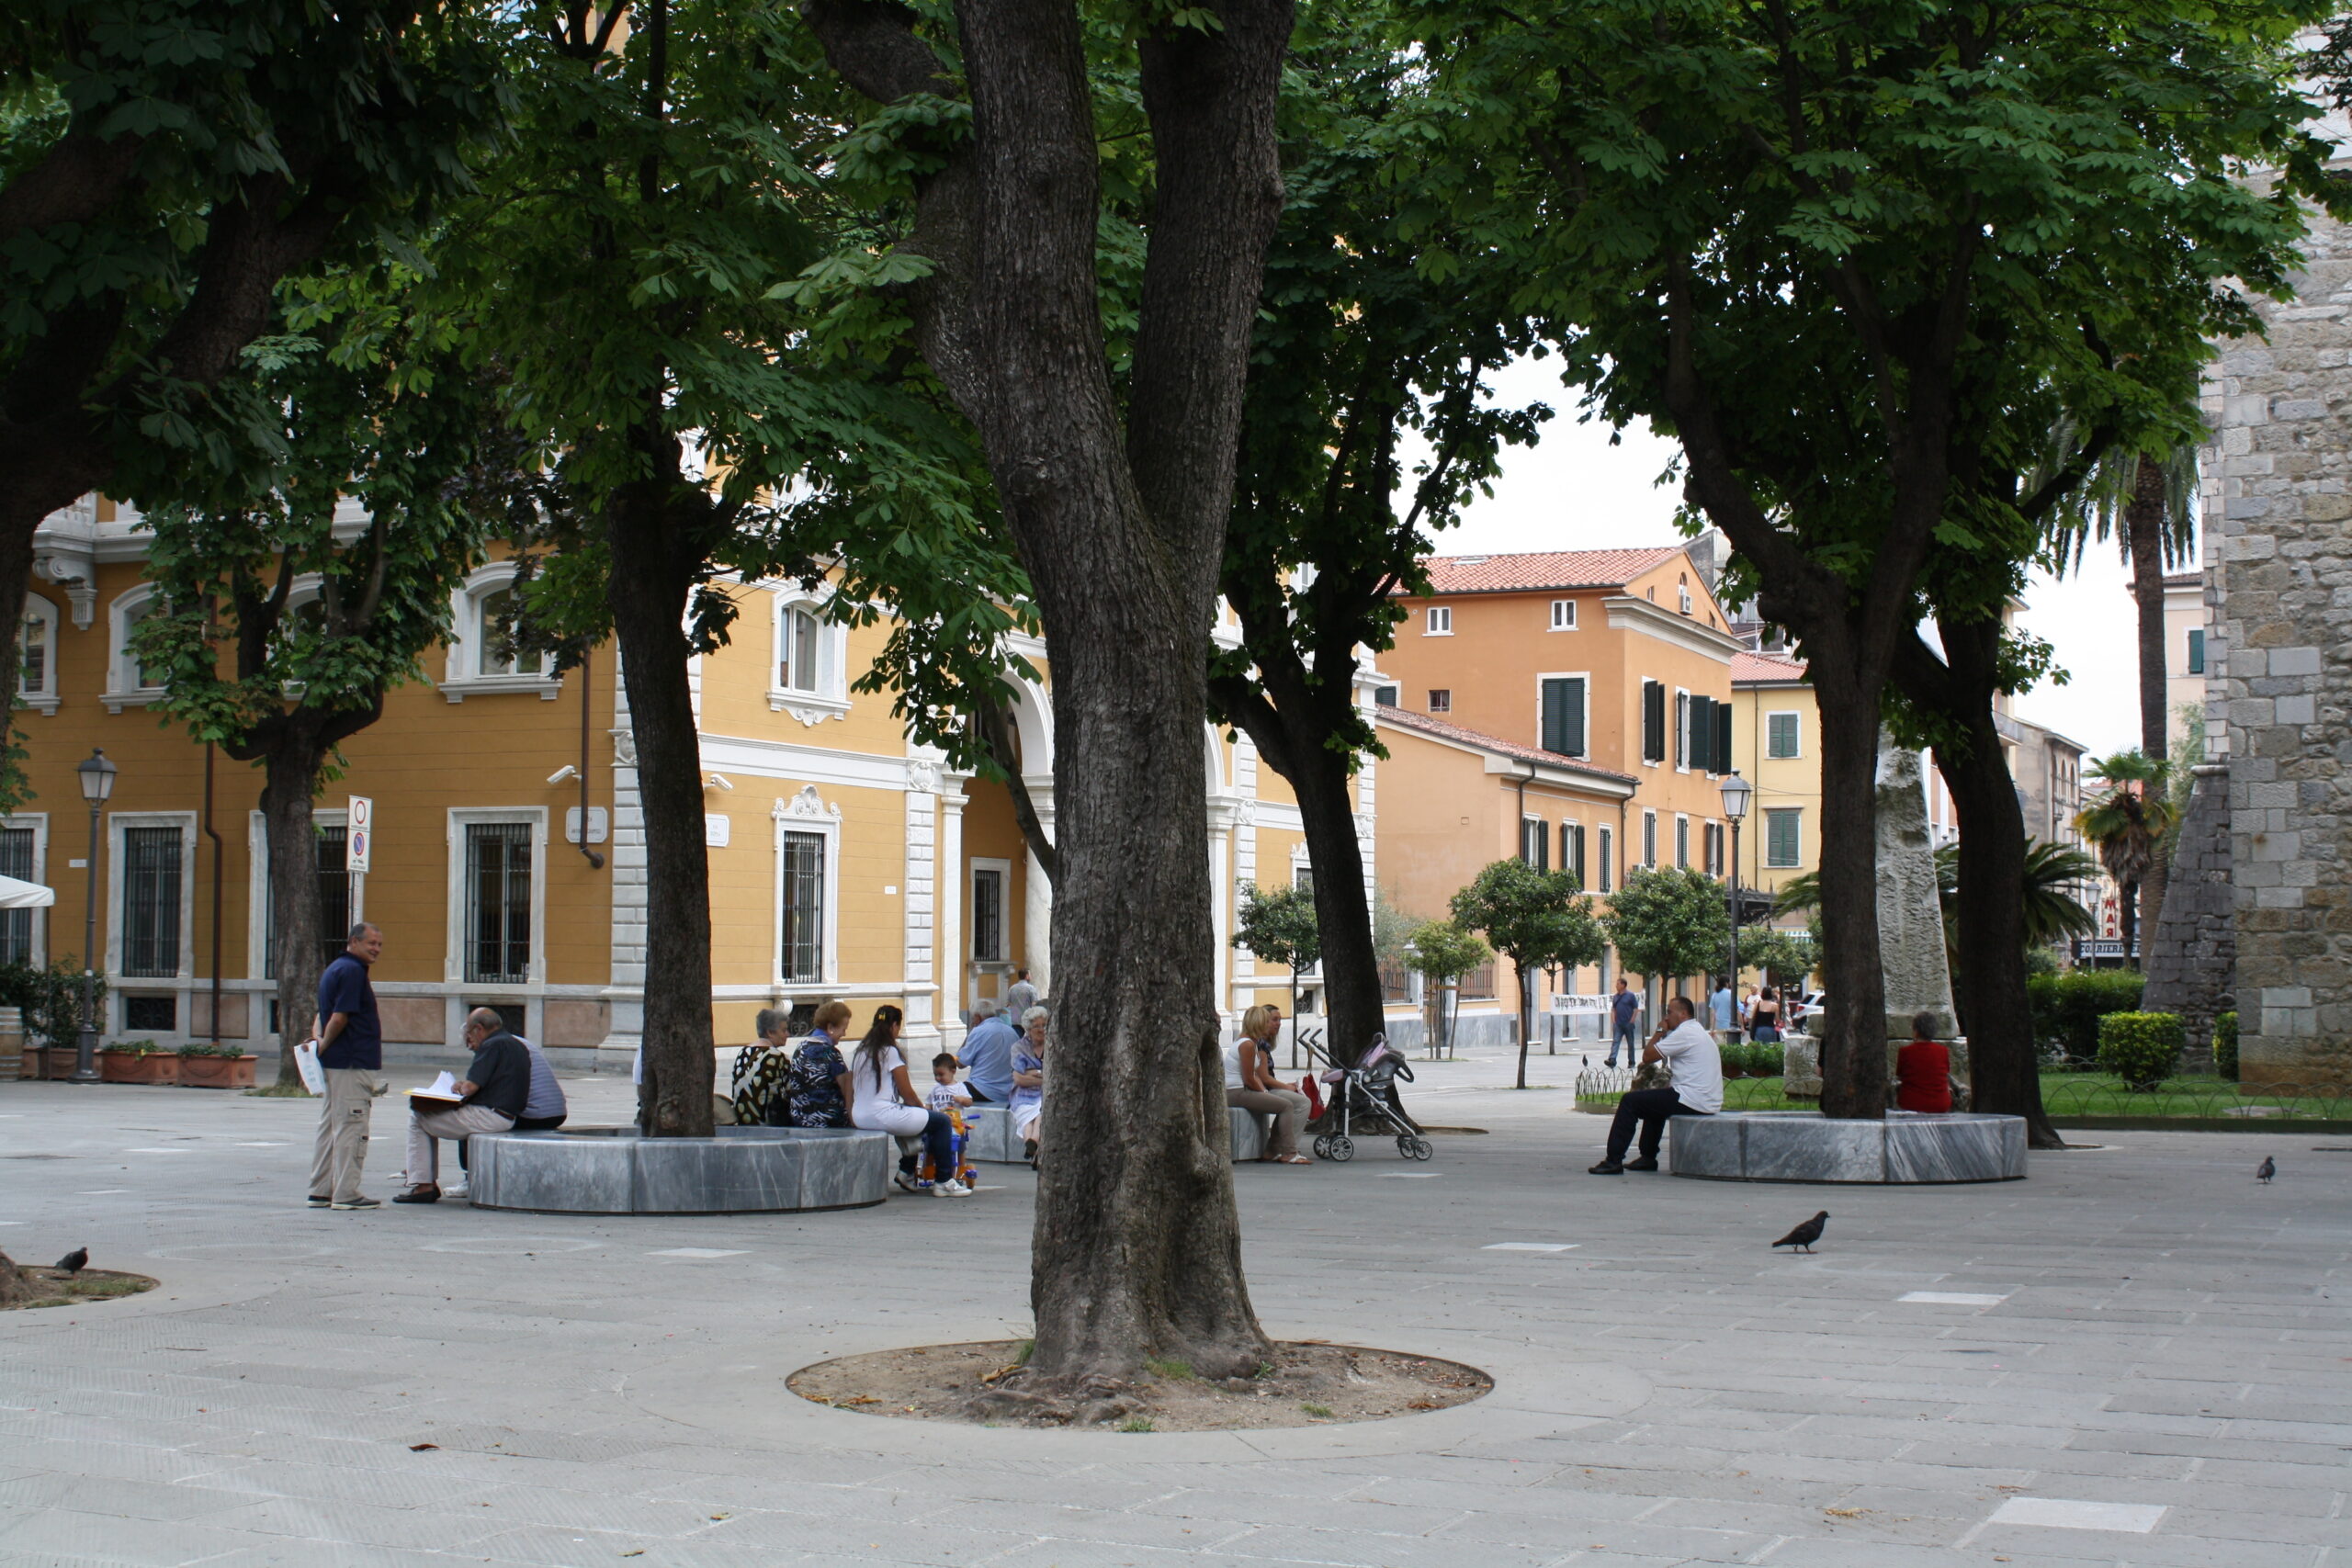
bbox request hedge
[2098,1011,2185,1091]
[2213,1010,2239,1081]
[2028,969,2145,1063]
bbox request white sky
[1413,355,2147,760]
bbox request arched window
[17,595,58,713]
[777,604,821,694]
[768,591,849,723]
[444,568,558,700]
[104,588,166,710]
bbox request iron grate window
[0,826,32,964]
[971,867,1004,963]
[781,830,825,983]
[122,827,183,977]
[263,824,352,975]
[465,823,533,984]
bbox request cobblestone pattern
[2203,200,2352,1091]
[2143,763,2235,1066]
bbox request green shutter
[1768,712,1799,758]
[1542,677,1586,756]
[2187,628,2204,674]
[1716,702,1733,771]
[1767,809,1801,868]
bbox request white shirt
[1222,1039,1247,1089]
[1656,1019,1724,1114]
[848,1044,929,1135]
[925,1077,972,1112]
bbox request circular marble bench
[467,1126,891,1214]
[1668,1111,2026,1184]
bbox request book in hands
[408,1070,465,1105]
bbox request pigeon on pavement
[2256,1156,2276,1184]
[53,1247,87,1276]
[1770,1212,1829,1253]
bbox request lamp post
[1718,770,1752,1021]
[72,749,117,1085]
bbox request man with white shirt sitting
[1589,994,1723,1175]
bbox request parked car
[1790,991,1826,1032]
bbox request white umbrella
[0,874,56,909]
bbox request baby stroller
[1312,1034,1434,1162]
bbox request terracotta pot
[176,1054,256,1089]
[101,1051,180,1086]
[43,1046,79,1079]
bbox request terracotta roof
[1375,704,1639,786]
[2161,570,2200,589]
[1732,651,1809,685]
[1408,547,1685,595]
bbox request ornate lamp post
[72,748,117,1085]
[1718,770,1752,1017]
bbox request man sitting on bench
[395,1009,531,1204]
[1589,994,1722,1175]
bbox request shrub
[177,1042,248,1058]
[2213,1010,2239,1081]
[0,957,105,1050]
[2028,970,2145,1064]
[103,1039,166,1056]
[2098,1011,2185,1091]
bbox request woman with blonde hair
[1227,1003,1312,1165]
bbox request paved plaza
[1,1049,2346,1568]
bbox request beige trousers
[1227,1086,1310,1159]
[309,1066,383,1204]
[404,1103,515,1188]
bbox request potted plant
[175,1042,258,1089]
[100,1039,179,1086]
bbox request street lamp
[72,749,117,1085]
[1718,770,1752,1022]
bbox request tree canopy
[1604,867,1732,996]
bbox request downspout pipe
[578,653,605,871]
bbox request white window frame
[768,586,852,723]
[1766,709,1803,760]
[1675,813,1690,869]
[772,785,842,989]
[1535,671,1589,760]
[443,808,548,986]
[1425,604,1453,636]
[1765,807,1804,869]
[442,566,560,702]
[107,811,197,981]
[245,808,349,981]
[1521,815,1548,868]
[17,594,58,715]
[103,587,166,713]
[1549,598,1577,631]
[1428,688,1452,715]
[969,856,1012,964]
[1674,687,1691,773]
[1597,825,1613,893]
[0,813,49,964]
[1642,809,1657,869]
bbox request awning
[0,875,57,909]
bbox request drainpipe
[203,743,222,1046]
[577,654,605,870]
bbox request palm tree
[1932,841,2098,980]
[2074,750,2177,967]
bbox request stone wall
[2141,763,2233,1066]
[2203,198,2352,1091]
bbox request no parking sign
[346,795,373,873]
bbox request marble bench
[467,1125,891,1214]
[960,1104,1267,1164]
[1668,1111,2026,1184]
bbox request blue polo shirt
[316,953,380,1070]
[957,1015,1019,1103]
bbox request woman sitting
[1010,1008,1047,1168]
[730,1007,797,1126]
[1227,1004,1312,1165]
[848,1005,969,1197]
[1894,1010,1959,1113]
[785,1000,855,1128]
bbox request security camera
[705,773,734,792]
[546,765,578,785]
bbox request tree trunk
[605,487,714,1139]
[1513,958,1534,1090]
[259,739,333,1089]
[1807,657,1892,1120]
[1261,728,1385,1069]
[2126,461,2170,961]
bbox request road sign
[346,795,373,873]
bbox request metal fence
[1572,1067,2352,1129]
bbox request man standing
[1004,966,1038,1021]
[1589,995,1724,1175]
[394,1009,530,1203]
[957,999,1018,1103]
[1608,977,1640,1067]
[1710,976,1736,1034]
[308,922,386,1211]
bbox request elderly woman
[1227,1003,1312,1165]
[785,999,856,1128]
[1010,1006,1047,1168]
[729,1007,797,1125]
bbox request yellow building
[1726,650,1820,904]
[13,497,1332,1062]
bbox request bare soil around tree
[788,1339,1490,1431]
[0,1263,157,1311]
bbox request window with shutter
[1675,815,1690,868]
[1674,691,1689,768]
[1766,808,1802,868]
[2187,628,2204,674]
[1598,827,1613,891]
[1715,702,1733,773]
[1689,694,1714,773]
[1642,811,1657,867]
[1642,681,1665,762]
[1768,711,1800,758]
[1540,676,1586,756]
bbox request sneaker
[1623,1156,1660,1172]
[390,1187,439,1204]
[933,1179,970,1197]
[308,1194,331,1205]
[1587,1160,1625,1176]
[331,1196,383,1210]
[892,1170,922,1194]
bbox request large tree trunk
[259,739,333,1089]
[1806,650,1893,1120]
[606,485,713,1139]
[2126,465,2171,964]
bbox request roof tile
[1375,704,1639,785]
[1732,651,1810,684]
[1408,547,1685,595]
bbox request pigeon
[2256,1156,2276,1185]
[53,1247,87,1276]
[1770,1212,1828,1254]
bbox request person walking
[307,922,387,1212]
[1589,995,1723,1175]
[1608,977,1640,1067]
[1004,966,1038,1021]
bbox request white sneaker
[933,1179,970,1197]
[893,1170,922,1193]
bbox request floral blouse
[786,1032,852,1128]
[730,1043,793,1126]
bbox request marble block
[469,1126,889,1213]
[964,1105,1265,1163]
[1669,1111,2025,1184]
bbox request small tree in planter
[1232,883,1321,1061]
[175,1043,259,1090]
[1450,860,1608,1091]
[2097,1011,2185,1092]
[1403,920,1490,1059]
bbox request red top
[1895,1040,1951,1113]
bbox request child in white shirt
[925,1053,975,1113]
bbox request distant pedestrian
[1747,986,1782,1043]
[308,922,387,1212]
[1608,978,1640,1067]
[1710,979,1735,1033]
[1005,966,1038,1020]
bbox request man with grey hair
[394,1008,530,1203]
[308,922,386,1211]
[957,997,1018,1104]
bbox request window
[1702,821,1723,876]
[1765,807,1802,868]
[447,570,557,697]
[105,590,169,705]
[1715,701,1732,773]
[464,822,533,983]
[1562,822,1587,886]
[124,995,176,1032]
[1428,689,1451,714]
[780,830,826,983]
[1641,681,1665,763]
[1674,691,1690,769]
[2187,628,2205,675]
[0,825,35,964]
[1540,676,1586,757]
[473,587,548,677]
[1675,814,1690,869]
[264,823,352,974]
[122,826,184,977]
[1374,684,1398,707]
[971,864,1006,963]
[1550,599,1577,631]
[1679,584,1694,615]
[1597,827,1612,892]
[1767,711,1802,759]
[777,605,822,694]
[1521,817,1549,868]
[17,597,56,711]
[1425,605,1452,635]
[1683,694,1724,773]
[1642,810,1657,868]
